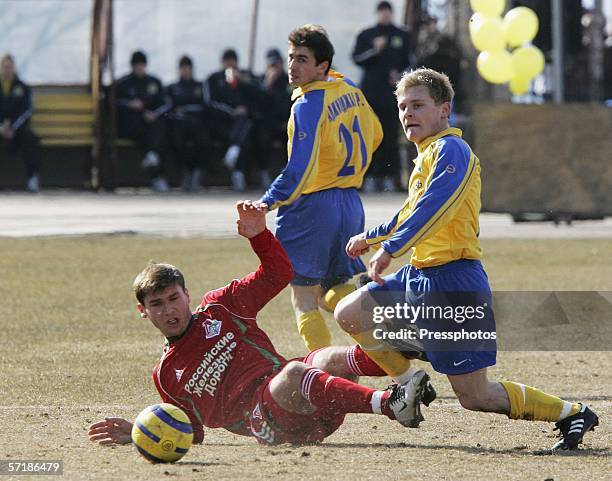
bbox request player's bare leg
[447,368,509,414]
[335,288,436,427]
[291,284,331,351]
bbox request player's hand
[373,36,387,53]
[143,110,158,123]
[368,248,391,286]
[127,99,144,111]
[346,232,369,259]
[236,200,267,238]
[88,417,133,445]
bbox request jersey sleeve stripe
[388,150,476,258]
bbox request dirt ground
[0,236,610,481]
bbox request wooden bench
[30,86,95,147]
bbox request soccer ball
[131,403,194,463]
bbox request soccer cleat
[551,404,599,451]
[355,274,373,289]
[385,370,436,428]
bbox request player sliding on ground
[88,202,433,447]
[334,68,599,450]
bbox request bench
[31,86,95,147]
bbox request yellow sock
[297,310,331,351]
[320,283,356,313]
[500,381,581,422]
[351,329,412,381]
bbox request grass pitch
[0,236,610,480]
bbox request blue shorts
[275,188,366,289]
[368,259,497,375]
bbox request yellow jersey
[260,70,382,210]
[366,128,482,268]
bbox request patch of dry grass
[0,236,610,480]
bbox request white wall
[1,0,405,85]
[0,0,92,84]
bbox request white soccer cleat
[386,370,436,428]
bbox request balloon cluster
[469,0,544,95]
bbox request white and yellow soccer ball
[131,403,193,463]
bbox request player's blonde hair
[133,262,186,305]
[395,68,454,105]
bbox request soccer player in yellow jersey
[335,68,599,450]
[258,25,383,352]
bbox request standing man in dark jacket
[352,1,413,192]
[166,55,211,192]
[0,54,42,192]
[116,50,170,192]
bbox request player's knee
[334,295,359,333]
[282,360,309,381]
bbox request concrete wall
[473,102,612,215]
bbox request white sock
[370,390,385,414]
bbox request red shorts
[248,353,345,445]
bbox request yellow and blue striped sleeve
[364,198,409,244]
[380,138,476,258]
[260,90,324,210]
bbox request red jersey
[151,229,293,443]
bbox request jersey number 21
[337,115,367,177]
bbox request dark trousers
[253,115,287,172]
[3,125,41,178]
[369,103,400,178]
[208,112,255,172]
[169,116,211,171]
[117,112,166,176]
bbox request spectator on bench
[0,54,42,192]
[204,49,261,191]
[116,50,170,193]
[254,48,292,188]
[166,55,212,193]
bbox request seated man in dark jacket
[116,50,170,192]
[204,49,261,191]
[0,54,42,192]
[166,55,212,192]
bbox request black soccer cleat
[355,274,373,289]
[551,403,599,451]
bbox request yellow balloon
[509,76,530,95]
[469,13,506,52]
[503,7,539,47]
[470,0,505,17]
[511,45,545,80]
[477,50,514,84]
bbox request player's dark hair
[222,49,238,62]
[133,262,186,305]
[377,1,393,12]
[130,50,147,66]
[288,24,334,74]
[395,68,455,104]
[178,55,193,68]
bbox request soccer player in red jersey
[87,202,433,446]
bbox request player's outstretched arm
[88,417,133,445]
[236,200,267,238]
